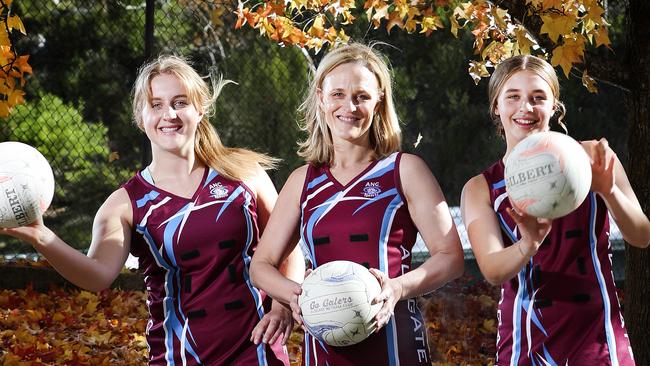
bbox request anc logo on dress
[209,182,229,199]
[362,182,381,198]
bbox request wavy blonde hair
[298,43,401,165]
[132,55,277,181]
[488,54,567,137]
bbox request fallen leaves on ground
[0,286,148,365]
[0,273,499,365]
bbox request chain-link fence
[1,0,309,255]
[0,0,627,259]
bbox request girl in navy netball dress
[0,55,303,365]
[249,43,464,366]
[461,55,650,365]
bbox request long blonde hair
[298,43,401,165]
[132,55,277,181]
[488,54,567,137]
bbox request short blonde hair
[488,55,567,137]
[132,55,276,180]
[298,43,401,165]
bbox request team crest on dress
[362,182,381,198]
[209,182,229,199]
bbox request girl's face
[495,70,556,148]
[141,73,203,156]
[318,62,382,147]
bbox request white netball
[505,131,591,219]
[0,141,55,228]
[299,260,382,347]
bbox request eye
[331,91,344,98]
[151,102,162,109]
[506,95,519,100]
[357,94,371,102]
[173,100,188,109]
[533,95,547,102]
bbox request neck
[149,149,203,179]
[331,141,375,168]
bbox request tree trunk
[624,0,650,364]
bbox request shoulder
[461,173,490,209]
[397,153,431,176]
[97,187,133,225]
[284,164,309,188]
[463,174,489,195]
[242,163,276,200]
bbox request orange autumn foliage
[0,273,501,365]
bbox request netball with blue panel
[299,260,382,347]
[299,152,430,366]
[123,167,287,366]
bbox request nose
[163,105,177,120]
[347,97,358,111]
[519,100,533,112]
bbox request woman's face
[495,70,555,148]
[318,62,382,147]
[141,73,203,156]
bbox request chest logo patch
[209,182,229,199]
[362,181,382,198]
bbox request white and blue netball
[0,142,55,228]
[505,131,591,219]
[299,260,382,347]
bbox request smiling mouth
[337,115,360,123]
[160,126,181,133]
[513,118,538,127]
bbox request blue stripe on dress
[307,173,328,190]
[377,194,403,366]
[158,204,202,365]
[239,190,269,365]
[216,186,244,222]
[587,192,618,366]
[492,179,506,190]
[136,190,160,208]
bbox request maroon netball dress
[298,152,431,366]
[483,160,633,365]
[123,167,288,366]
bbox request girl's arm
[0,188,133,291]
[583,139,650,247]
[461,173,551,285]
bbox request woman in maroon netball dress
[249,43,464,366]
[461,54,650,365]
[0,55,303,365]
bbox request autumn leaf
[550,34,585,77]
[7,15,25,34]
[582,69,598,93]
[468,60,490,85]
[593,27,611,48]
[514,26,536,55]
[540,13,577,43]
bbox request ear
[494,103,500,116]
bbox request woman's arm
[371,154,464,328]
[250,165,305,283]
[249,166,305,345]
[583,139,650,247]
[461,174,551,285]
[0,188,133,291]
